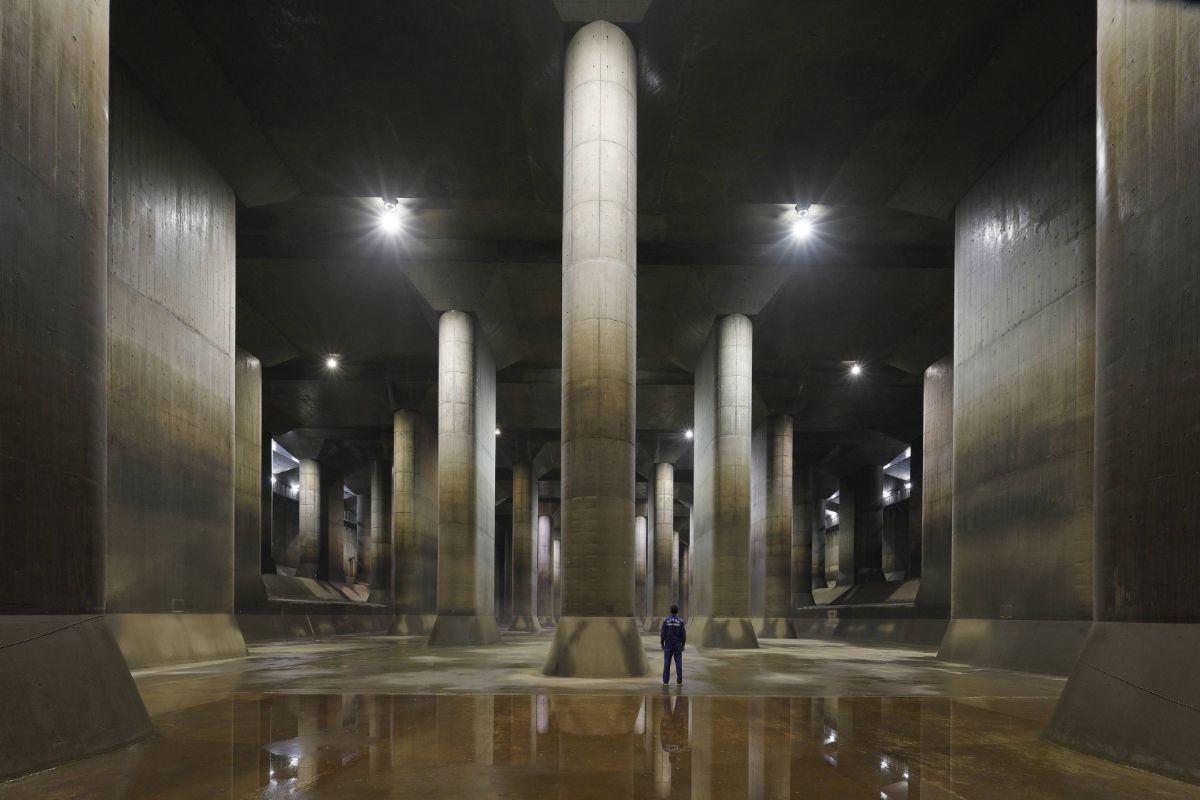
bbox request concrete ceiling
[112,0,1094,479]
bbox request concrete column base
[427,614,501,646]
[756,617,798,639]
[643,616,664,634]
[388,614,436,636]
[538,615,554,628]
[689,616,760,649]
[106,613,247,669]
[508,615,542,633]
[542,616,650,677]
[1047,622,1200,785]
[938,618,1092,675]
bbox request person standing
[660,605,686,685]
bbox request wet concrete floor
[2,633,1198,798]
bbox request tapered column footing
[427,614,501,646]
[542,616,650,677]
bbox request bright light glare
[326,355,339,370]
[684,428,694,440]
[379,209,401,233]
[792,216,813,239]
[850,362,862,376]
[270,476,276,485]
[905,481,912,490]
[495,428,502,436]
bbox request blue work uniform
[660,615,687,684]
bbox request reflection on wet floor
[4,691,1199,799]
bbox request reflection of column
[692,697,749,798]
[429,310,499,646]
[762,697,791,799]
[537,513,553,626]
[297,458,320,577]
[510,461,540,631]
[760,414,797,637]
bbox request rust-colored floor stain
[2,635,1197,799]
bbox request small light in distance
[495,427,502,436]
[905,481,912,490]
[849,362,862,376]
[326,355,340,370]
[684,428,694,440]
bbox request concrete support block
[689,616,760,649]
[1047,623,1200,784]
[937,618,1091,675]
[389,614,438,636]
[297,458,321,577]
[106,613,247,669]
[542,617,647,677]
[428,613,502,647]
[0,617,151,781]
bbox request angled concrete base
[643,616,663,634]
[389,614,436,636]
[756,617,797,639]
[1047,623,1200,785]
[542,616,650,677]
[0,616,152,781]
[508,614,541,633]
[938,618,1092,675]
[538,616,554,627]
[106,613,247,669]
[689,616,760,649]
[427,614,501,646]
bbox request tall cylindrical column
[537,513,553,626]
[759,415,797,637]
[297,458,321,577]
[544,20,647,677]
[429,310,499,646]
[368,459,390,600]
[356,493,370,585]
[323,467,347,583]
[510,461,540,631]
[390,410,429,633]
[634,511,648,623]
[646,462,675,631]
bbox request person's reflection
[660,694,690,756]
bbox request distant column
[428,310,500,646]
[646,462,675,630]
[510,461,540,631]
[297,458,320,578]
[322,467,347,583]
[391,410,430,633]
[356,493,370,585]
[537,513,553,626]
[759,414,797,637]
[839,465,885,586]
[634,509,648,623]
[368,459,390,600]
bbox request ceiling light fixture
[685,428,694,440]
[792,205,813,240]
[379,198,404,234]
[850,362,862,376]
[326,355,340,370]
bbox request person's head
[670,604,679,615]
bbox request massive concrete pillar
[907,443,923,578]
[390,410,432,634]
[811,491,827,591]
[297,458,321,578]
[915,358,952,615]
[645,463,676,631]
[510,461,540,631]
[356,494,370,584]
[1048,2,1200,782]
[759,415,797,637]
[0,2,153,777]
[367,460,390,601]
[537,513,553,626]
[691,315,759,648]
[838,466,884,586]
[429,310,499,646]
[543,21,647,677]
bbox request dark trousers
[662,645,683,684]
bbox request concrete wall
[941,64,1096,674]
[1048,1,1200,783]
[0,1,153,779]
[104,66,244,665]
